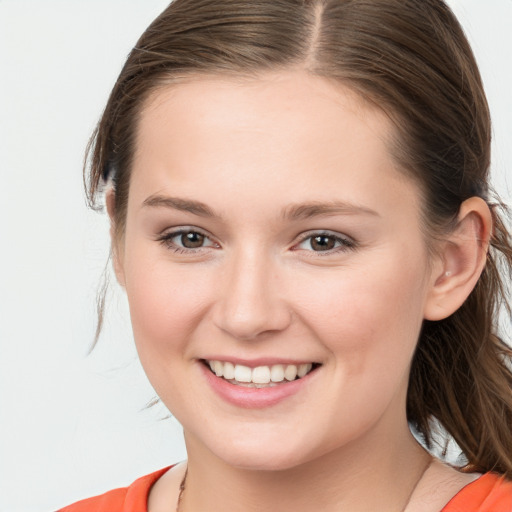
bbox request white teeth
[223,361,235,380]
[206,360,315,385]
[234,364,252,383]
[298,363,312,378]
[284,365,298,381]
[213,360,223,377]
[252,366,271,384]
[270,364,285,382]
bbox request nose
[212,248,292,341]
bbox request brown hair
[85,0,512,477]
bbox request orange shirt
[58,467,512,512]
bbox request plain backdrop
[0,1,510,511]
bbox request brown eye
[158,229,217,252]
[310,235,336,251]
[294,231,356,254]
[181,231,205,248]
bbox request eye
[294,231,356,253]
[157,228,218,252]
[177,231,208,249]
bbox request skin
[109,70,491,512]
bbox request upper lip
[200,357,320,368]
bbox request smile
[205,360,318,388]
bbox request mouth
[202,359,321,388]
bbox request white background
[0,1,510,511]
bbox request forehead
[130,70,418,218]
[138,70,392,152]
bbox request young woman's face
[116,70,438,470]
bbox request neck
[181,424,431,512]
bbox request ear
[423,197,492,321]
[105,188,126,288]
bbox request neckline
[140,467,497,512]
[440,472,497,511]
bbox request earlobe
[105,188,126,288]
[424,197,492,321]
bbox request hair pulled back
[86,0,512,477]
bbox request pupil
[311,235,335,251]
[181,232,204,248]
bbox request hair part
[85,0,512,477]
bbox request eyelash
[156,228,357,255]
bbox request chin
[205,432,320,472]
[223,451,308,472]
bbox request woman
[59,0,512,510]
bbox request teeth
[298,363,312,378]
[270,364,285,383]
[234,364,252,383]
[252,366,271,384]
[212,360,223,377]
[223,361,235,380]
[284,365,298,381]
[206,360,315,385]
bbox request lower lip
[200,363,317,409]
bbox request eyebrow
[142,195,218,217]
[282,201,380,220]
[142,195,379,220]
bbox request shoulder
[57,467,172,512]
[442,472,512,512]
[57,487,129,512]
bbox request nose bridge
[214,244,290,340]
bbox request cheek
[293,250,429,371]
[287,254,429,437]
[123,247,213,358]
